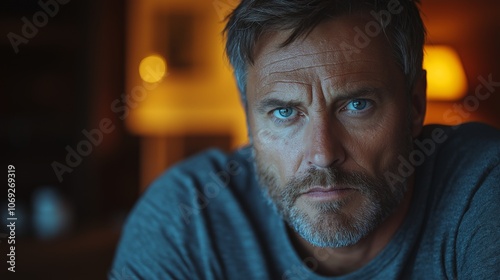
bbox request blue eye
[345,99,372,112]
[272,107,297,119]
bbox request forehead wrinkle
[259,62,374,88]
[267,62,352,76]
[258,49,348,72]
[321,70,383,83]
[261,58,383,83]
[261,80,311,89]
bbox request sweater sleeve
[456,162,500,279]
[108,151,227,280]
[108,174,199,280]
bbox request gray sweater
[110,123,500,279]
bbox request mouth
[301,186,354,200]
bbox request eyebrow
[333,87,384,103]
[256,98,303,114]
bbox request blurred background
[1,0,499,279]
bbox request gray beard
[254,152,409,248]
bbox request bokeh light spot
[139,55,167,83]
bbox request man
[110,0,500,279]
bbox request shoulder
[430,123,500,278]
[416,122,500,200]
[422,122,500,154]
[110,147,257,279]
[129,146,257,227]
[413,122,500,232]
[156,147,253,184]
[420,122,500,175]
[145,146,255,205]
[418,121,500,199]
[408,123,500,278]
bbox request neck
[289,178,414,276]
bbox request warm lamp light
[139,55,167,83]
[423,45,467,101]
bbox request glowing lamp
[139,54,167,83]
[423,45,467,101]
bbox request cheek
[345,113,409,176]
[255,128,279,146]
[252,126,302,183]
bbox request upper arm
[108,172,210,280]
[109,183,191,279]
[456,164,500,279]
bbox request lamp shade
[423,45,468,101]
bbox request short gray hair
[224,0,426,104]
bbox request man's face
[246,14,423,248]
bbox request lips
[301,186,354,200]
[303,186,352,194]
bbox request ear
[410,70,427,137]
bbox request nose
[304,116,346,168]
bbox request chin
[288,196,388,248]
